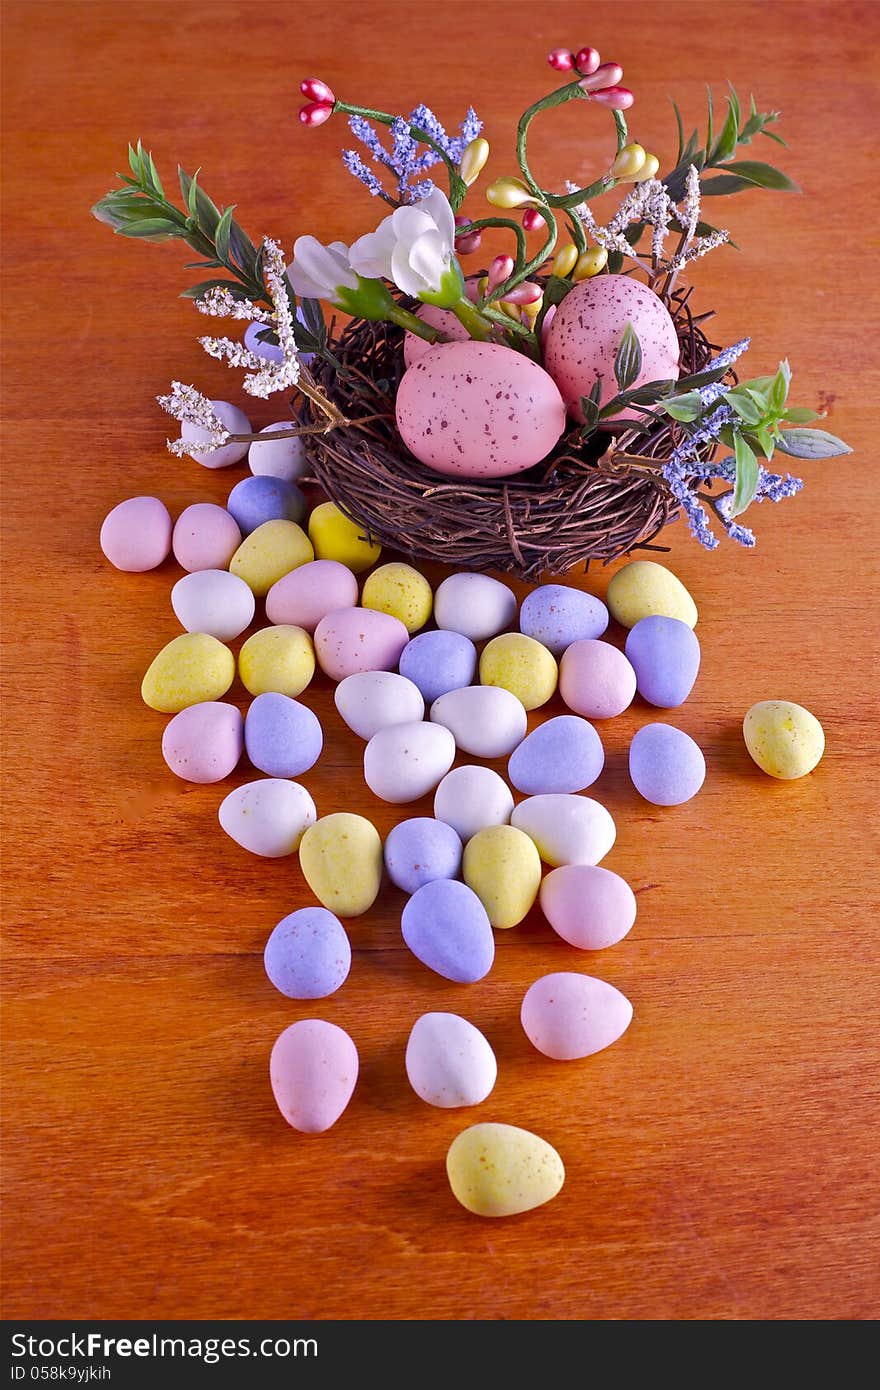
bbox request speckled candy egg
[362,562,433,633]
[507,715,604,794]
[405,1013,497,1109]
[244,692,323,777]
[264,907,351,999]
[519,584,609,655]
[479,633,557,710]
[170,569,255,641]
[540,864,637,950]
[399,630,478,703]
[270,1019,358,1133]
[511,795,616,868]
[334,670,425,741]
[229,519,314,597]
[299,813,383,917]
[179,398,252,468]
[559,639,637,719]
[248,421,309,482]
[314,607,409,682]
[430,686,527,759]
[141,633,234,713]
[433,765,514,843]
[607,560,697,629]
[544,276,680,423]
[308,501,382,572]
[172,502,242,573]
[100,496,172,572]
[629,722,706,805]
[521,972,633,1060]
[396,341,566,479]
[226,475,306,536]
[434,572,517,642]
[743,699,825,779]
[161,701,243,783]
[363,721,456,804]
[625,614,701,708]
[238,625,315,697]
[384,817,463,894]
[265,559,359,632]
[401,879,495,983]
[446,1123,565,1217]
[219,778,316,858]
[462,825,541,930]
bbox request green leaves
[703,160,800,195]
[614,323,642,391]
[663,85,794,204]
[775,428,853,459]
[579,379,604,438]
[662,391,704,423]
[731,433,759,517]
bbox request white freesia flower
[288,236,359,304]
[349,188,463,305]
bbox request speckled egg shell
[742,699,825,780]
[446,1123,564,1217]
[264,907,351,1000]
[218,778,316,858]
[521,972,633,1060]
[314,607,409,681]
[363,721,456,804]
[539,864,637,950]
[403,305,473,366]
[161,701,243,783]
[270,1019,358,1133]
[519,584,609,655]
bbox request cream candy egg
[299,813,383,917]
[540,864,637,950]
[248,421,309,482]
[405,1013,497,1109]
[265,560,359,632]
[362,562,433,634]
[270,1020,358,1134]
[314,607,409,682]
[434,572,517,642]
[433,765,514,843]
[218,779,316,858]
[170,569,255,641]
[172,502,242,573]
[335,670,425,741]
[363,721,456,804]
[743,699,825,779]
[544,276,680,423]
[430,686,527,759]
[100,496,172,572]
[395,341,566,479]
[179,398,252,468]
[479,633,558,711]
[510,795,616,868]
[521,972,633,1060]
[446,1123,565,1217]
[238,625,315,698]
[229,520,314,597]
[161,701,243,783]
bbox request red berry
[521,208,544,232]
[575,47,601,76]
[299,101,334,127]
[547,48,575,71]
[578,62,623,92]
[300,77,335,105]
[589,86,635,111]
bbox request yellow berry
[573,246,609,280]
[459,137,490,187]
[610,143,646,179]
[551,243,579,278]
[486,176,538,209]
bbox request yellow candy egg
[362,562,433,634]
[607,560,697,629]
[308,501,382,573]
[299,812,383,917]
[462,824,542,929]
[238,625,315,697]
[141,632,234,713]
[446,1123,565,1217]
[229,520,313,597]
[743,699,825,779]
[479,632,557,710]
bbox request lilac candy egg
[248,422,309,482]
[539,864,637,950]
[244,692,323,777]
[180,399,252,468]
[384,817,463,894]
[264,907,351,999]
[624,615,701,708]
[401,879,495,983]
[266,560,359,631]
[172,503,242,572]
[399,629,478,703]
[521,972,633,1060]
[161,701,243,783]
[270,1019,358,1133]
[245,309,315,366]
[227,475,306,536]
[559,639,636,719]
[507,715,604,794]
[519,584,609,655]
[629,723,706,805]
[313,607,409,681]
[100,496,172,572]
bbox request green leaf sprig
[665,85,798,202]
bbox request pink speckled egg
[539,864,637,950]
[559,638,636,719]
[266,559,359,631]
[100,495,172,572]
[172,503,242,572]
[544,275,680,422]
[521,972,633,1060]
[395,341,566,479]
[314,606,409,681]
[161,700,244,783]
[179,398,252,468]
[403,279,482,366]
[269,1019,358,1133]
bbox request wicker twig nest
[303,288,719,581]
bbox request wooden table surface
[2,0,878,1322]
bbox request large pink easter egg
[544,276,680,423]
[403,279,481,366]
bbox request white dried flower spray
[197,238,301,400]
[194,287,272,322]
[157,381,230,456]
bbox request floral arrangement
[92,42,850,568]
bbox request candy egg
[238,625,315,697]
[248,421,309,482]
[479,633,557,710]
[511,795,616,867]
[172,502,242,572]
[539,864,637,949]
[544,276,679,422]
[384,817,463,894]
[434,765,514,843]
[229,519,314,597]
[430,686,527,759]
[226,475,306,536]
[403,304,473,367]
[161,701,243,783]
[434,572,517,642]
[244,692,323,777]
[743,699,825,779]
[362,562,433,633]
[299,812,383,917]
[180,398,252,468]
[463,824,541,929]
[141,633,234,713]
[446,1123,565,1217]
[399,629,477,703]
[629,723,706,805]
[519,584,609,654]
[264,907,351,999]
[334,670,425,740]
[270,1019,358,1133]
[364,721,456,804]
[395,341,566,479]
[401,880,495,983]
[607,560,697,629]
[100,496,172,572]
[314,607,409,682]
[405,1013,497,1108]
[521,972,633,1059]
[219,778,316,857]
[265,559,359,631]
[625,615,701,707]
[507,715,604,794]
[170,569,255,641]
[308,501,381,572]
[559,639,636,719]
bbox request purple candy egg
[519,585,609,655]
[384,817,463,894]
[507,715,605,794]
[244,692,323,777]
[264,907,351,999]
[629,723,705,805]
[625,615,700,708]
[401,879,495,983]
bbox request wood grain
[2,0,878,1321]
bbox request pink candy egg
[539,864,637,949]
[100,496,172,572]
[161,701,244,783]
[559,639,636,718]
[266,559,359,632]
[521,972,633,1060]
[270,1019,359,1133]
[179,398,252,468]
[172,503,242,572]
[314,606,409,681]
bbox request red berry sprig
[546,44,633,110]
[299,78,336,126]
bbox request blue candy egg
[399,629,477,703]
[401,879,495,983]
[264,906,351,998]
[519,584,609,656]
[384,817,462,894]
[629,723,705,805]
[226,475,306,536]
[507,714,604,794]
[625,615,700,708]
[245,692,323,777]
[245,309,315,366]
